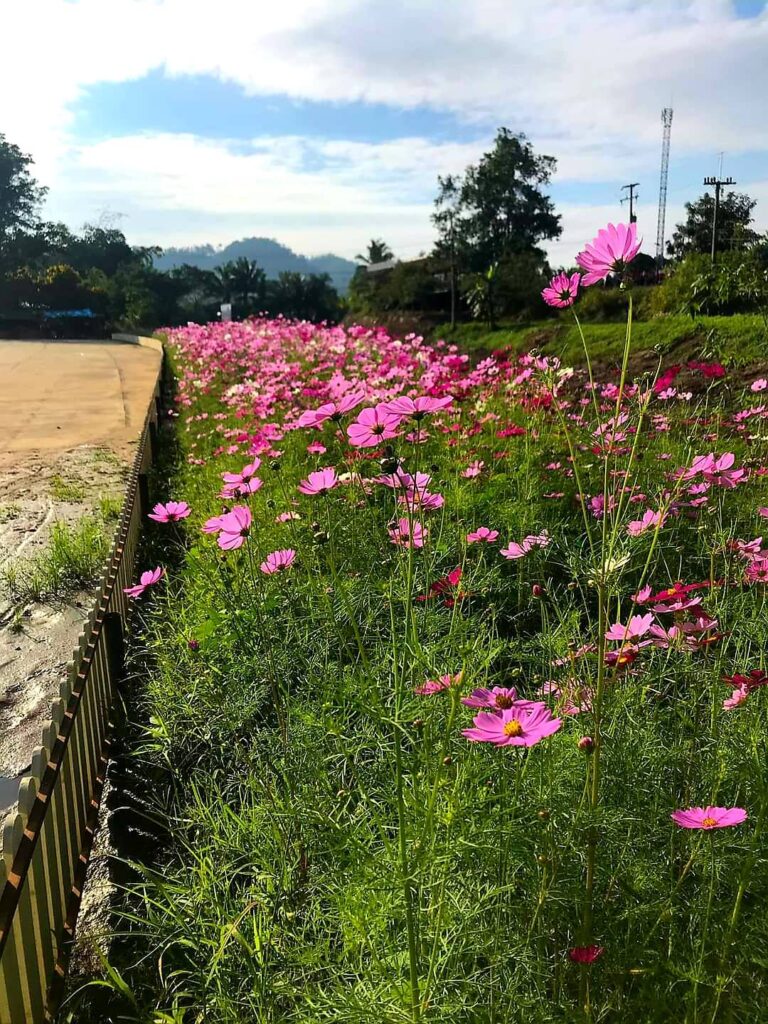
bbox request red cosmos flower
[722,668,768,711]
[645,581,715,613]
[654,365,682,394]
[496,425,527,438]
[688,360,726,379]
[417,566,464,606]
[569,945,605,964]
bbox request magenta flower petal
[671,805,748,829]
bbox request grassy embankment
[433,313,768,368]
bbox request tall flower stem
[389,497,422,1022]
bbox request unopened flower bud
[442,755,453,766]
[532,583,544,598]
[188,639,199,651]
[537,809,550,821]
[578,736,594,753]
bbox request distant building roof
[42,309,98,319]
[365,259,400,274]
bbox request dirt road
[0,339,162,791]
[0,340,161,467]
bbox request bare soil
[0,340,161,811]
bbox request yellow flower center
[701,816,718,828]
[495,695,515,709]
[503,719,523,737]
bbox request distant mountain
[153,237,358,294]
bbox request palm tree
[355,239,394,266]
[213,261,238,303]
[230,257,266,312]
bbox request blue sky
[1,0,766,265]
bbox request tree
[0,134,47,242]
[355,239,394,265]
[213,262,238,303]
[668,191,759,260]
[432,175,461,327]
[229,257,267,312]
[446,128,561,273]
[267,272,341,322]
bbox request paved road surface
[0,339,161,468]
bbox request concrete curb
[110,332,165,353]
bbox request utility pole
[703,173,735,263]
[621,183,639,224]
[449,210,457,330]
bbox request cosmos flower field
[114,226,768,1023]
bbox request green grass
[50,474,87,502]
[434,313,768,366]
[70,319,768,1024]
[2,515,110,605]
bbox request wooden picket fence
[0,337,163,1023]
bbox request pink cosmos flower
[746,558,768,584]
[202,514,225,534]
[462,704,562,747]
[683,453,745,488]
[307,441,327,455]
[220,477,263,499]
[148,501,191,523]
[388,518,427,549]
[222,460,261,486]
[276,511,301,522]
[384,395,453,418]
[260,548,296,574]
[569,945,605,965]
[500,531,550,560]
[296,391,366,428]
[671,806,747,830]
[216,506,252,550]
[462,686,535,711]
[124,566,164,599]
[414,672,462,695]
[705,453,746,489]
[542,271,581,308]
[604,613,655,643]
[298,467,339,496]
[758,508,768,518]
[723,688,750,711]
[627,509,665,537]
[462,460,485,479]
[347,405,402,447]
[467,526,500,544]
[751,378,768,392]
[576,222,641,285]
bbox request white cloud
[1,0,767,259]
